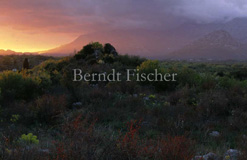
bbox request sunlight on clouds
[1,0,247,52]
[0,27,76,52]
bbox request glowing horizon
[0,48,47,53]
[0,25,78,53]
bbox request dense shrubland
[0,42,247,159]
[0,55,54,71]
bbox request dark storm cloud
[169,0,247,22]
[0,0,247,35]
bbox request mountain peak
[168,30,245,60]
[204,30,232,40]
[191,30,242,48]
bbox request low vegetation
[0,42,247,159]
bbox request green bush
[176,67,200,87]
[0,71,41,103]
[137,60,160,72]
[137,60,178,91]
[32,70,52,89]
[19,133,39,145]
[32,58,69,85]
[116,55,146,67]
[198,73,216,90]
[75,42,103,60]
[218,76,247,90]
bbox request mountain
[0,49,18,55]
[168,17,247,43]
[39,29,196,58]
[0,49,36,55]
[222,18,247,43]
[40,18,247,59]
[168,30,247,60]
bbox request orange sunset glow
[0,27,77,52]
[0,0,115,53]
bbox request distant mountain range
[2,17,247,60]
[0,49,36,56]
[168,30,247,60]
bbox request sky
[1,0,247,52]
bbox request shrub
[104,43,118,55]
[79,44,94,55]
[0,132,47,160]
[34,58,70,73]
[116,55,146,67]
[238,137,247,160]
[199,73,216,90]
[198,90,230,118]
[137,60,161,87]
[230,68,247,80]
[39,59,58,71]
[51,114,100,160]
[137,60,159,72]
[177,67,201,88]
[0,88,2,103]
[23,58,30,70]
[218,76,247,90]
[91,42,103,51]
[168,89,186,106]
[0,71,40,103]
[75,42,103,60]
[102,54,115,64]
[29,94,67,124]
[137,60,178,91]
[117,120,195,160]
[231,109,247,130]
[10,114,20,123]
[117,120,141,159]
[33,70,52,89]
[19,133,39,145]
[106,81,140,94]
[158,135,195,160]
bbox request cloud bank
[1,0,247,51]
[171,0,247,22]
[1,0,247,34]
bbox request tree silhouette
[104,43,118,56]
[23,58,29,70]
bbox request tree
[82,44,94,55]
[104,43,118,56]
[23,58,29,70]
[80,42,103,55]
[91,42,103,51]
[74,42,103,60]
[13,59,17,66]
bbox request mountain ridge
[167,30,247,60]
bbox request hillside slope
[168,30,247,60]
